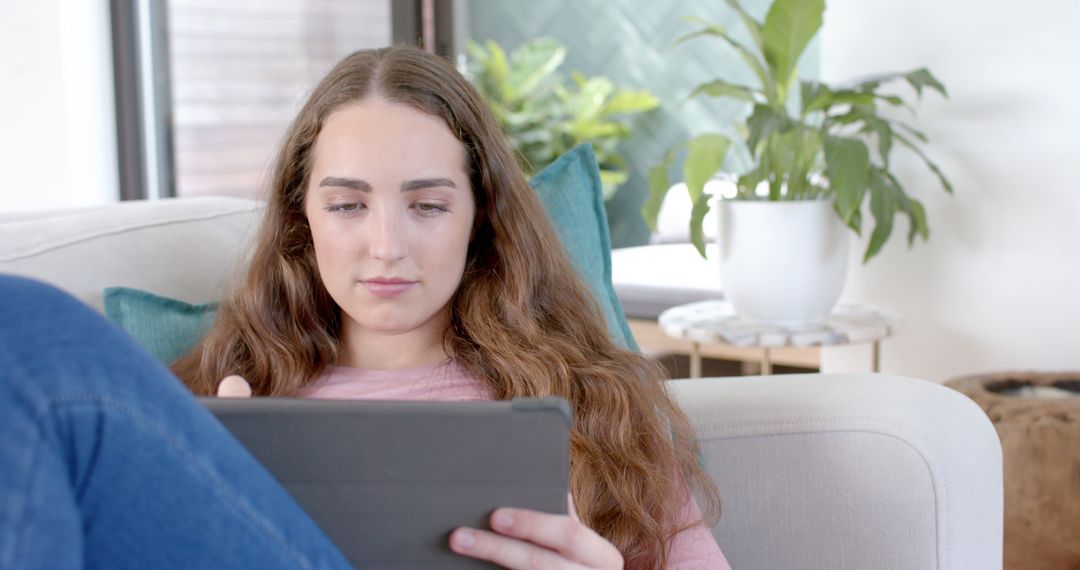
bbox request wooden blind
[168,0,391,199]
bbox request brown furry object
[946,372,1080,570]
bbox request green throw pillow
[103,144,637,364]
[103,287,217,365]
[528,144,638,350]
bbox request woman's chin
[350,314,423,336]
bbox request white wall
[820,0,1080,381]
[0,0,118,214]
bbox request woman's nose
[368,208,408,262]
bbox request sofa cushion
[0,197,263,311]
[529,144,637,350]
[104,287,218,365]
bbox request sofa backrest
[0,197,264,312]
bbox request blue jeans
[0,275,352,569]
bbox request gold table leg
[690,342,702,379]
[762,347,773,375]
[872,340,881,373]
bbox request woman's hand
[450,493,623,569]
[216,375,252,398]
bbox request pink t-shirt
[298,360,732,569]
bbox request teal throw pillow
[529,144,638,350]
[103,287,218,365]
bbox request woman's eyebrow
[319,177,371,192]
[401,178,456,192]
[317,177,456,192]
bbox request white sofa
[0,197,1004,569]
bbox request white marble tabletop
[658,300,901,349]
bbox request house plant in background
[464,38,660,200]
[645,0,951,324]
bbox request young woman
[173,45,728,569]
[1,46,730,569]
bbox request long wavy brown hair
[173,45,721,568]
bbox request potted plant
[645,0,951,324]
[465,37,660,199]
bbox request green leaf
[879,171,929,246]
[687,79,759,103]
[864,169,897,262]
[684,134,731,204]
[824,135,871,229]
[568,120,628,141]
[601,89,660,115]
[507,38,566,98]
[643,146,680,230]
[898,187,933,246]
[790,126,824,196]
[762,0,824,103]
[839,106,894,166]
[674,23,772,99]
[876,94,905,107]
[905,68,948,98]
[851,71,904,91]
[746,104,789,155]
[822,104,895,166]
[826,110,864,126]
[896,122,929,143]
[560,76,616,121]
[894,132,954,193]
[852,68,947,99]
[800,81,830,115]
[737,163,768,197]
[723,0,765,52]
[512,127,554,146]
[803,87,876,115]
[464,41,488,78]
[869,119,893,167]
[902,195,929,245]
[689,191,713,258]
[848,204,863,234]
[643,165,670,230]
[599,169,628,200]
[924,158,953,194]
[483,40,513,101]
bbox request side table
[658,300,901,377]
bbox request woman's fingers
[451,508,622,569]
[216,375,252,398]
[450,527,587,570]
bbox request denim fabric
[0,275,352,569]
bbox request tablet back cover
[202,397,571,569]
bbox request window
[167,0,391,199]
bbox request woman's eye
[326,203,364,214]
[413,202,449,216]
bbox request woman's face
[304,98,476,345]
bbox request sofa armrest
[667,373,1003,570]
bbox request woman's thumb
[217,375,252,398]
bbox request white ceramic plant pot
[717,199,849,325]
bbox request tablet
[200,396,572,569]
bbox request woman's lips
[361,279,417,298]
